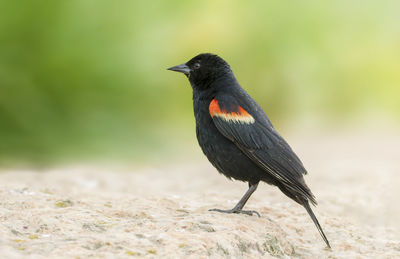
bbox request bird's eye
[193,63,201,69]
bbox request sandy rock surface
[1,133,399,258]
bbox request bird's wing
[209,97,316,204]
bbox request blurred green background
[1,1,399,167]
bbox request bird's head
[168,53,232,90]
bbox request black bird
[168,53,331,248]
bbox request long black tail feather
[302,200,331,248]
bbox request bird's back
[193,89,273,185]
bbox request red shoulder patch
[209,99,255,124]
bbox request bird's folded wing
[209,98,316,204]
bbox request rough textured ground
[0,132,399,258]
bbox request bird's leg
[209,182,260,217]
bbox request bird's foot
[209,208,260,217]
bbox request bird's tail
[302,200,331,248]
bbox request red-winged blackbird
[168,53,331,248]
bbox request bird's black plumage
[168,53,330,248]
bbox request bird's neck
[192,72,238,101]
[211,72,239,91]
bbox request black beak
[167,63,190,75]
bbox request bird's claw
[209,208,260,217]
